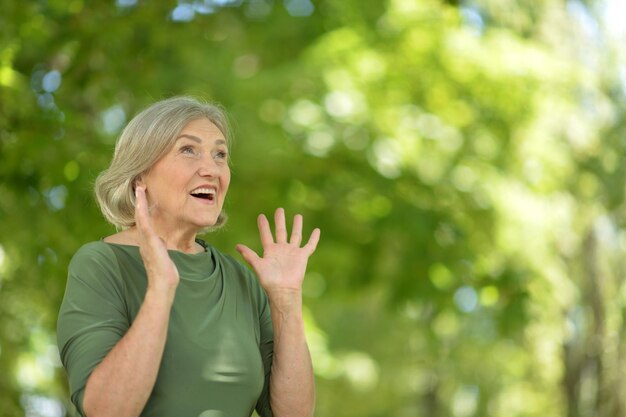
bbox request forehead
[176,118,227,144]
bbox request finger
[236,244,262,267]
[274,208,287,244]
[134,186,151,237]
[290,214,303,246]
[257,214,274,247]
[303,228,321,255]
[135,187,160,247]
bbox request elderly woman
[57,96,319,417]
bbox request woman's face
[139,118,230,233]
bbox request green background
[2,0,626,416]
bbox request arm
[268,290,315,417]
[83,289,173,417]
[83,186,179,417]
[237,208,320,417]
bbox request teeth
[190,187,216,195]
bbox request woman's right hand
[134,185,180,302]
[82,185,179,417]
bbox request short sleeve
[56,243,130,416]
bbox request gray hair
[94,96,230,230]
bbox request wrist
[268,289,303,315]
[145,284,177,308]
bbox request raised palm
[236,208,320,295]
[135,186,180,293]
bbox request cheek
[221,168,231,188]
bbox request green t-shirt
[57,240,273,417]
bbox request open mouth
[190,187,216,201]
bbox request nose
[197,153,221,177]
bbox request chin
[195,212,227,231]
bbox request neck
[129,224,202,254]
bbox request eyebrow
[176,134,226,145]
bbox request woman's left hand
[236,208,320,295]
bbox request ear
[133,176,145,189]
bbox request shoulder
[68,241,124,283]
[212,248,268,300]
[70,241,116,266]
[214,249,254,281]
[71,240,114,259]
[102,229,137,245]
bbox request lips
[190,186,216,201]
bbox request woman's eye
[215,150,228,160]
[181,146,196,155]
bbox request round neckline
[102,238,209,255]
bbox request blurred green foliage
[2,0,626,416]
